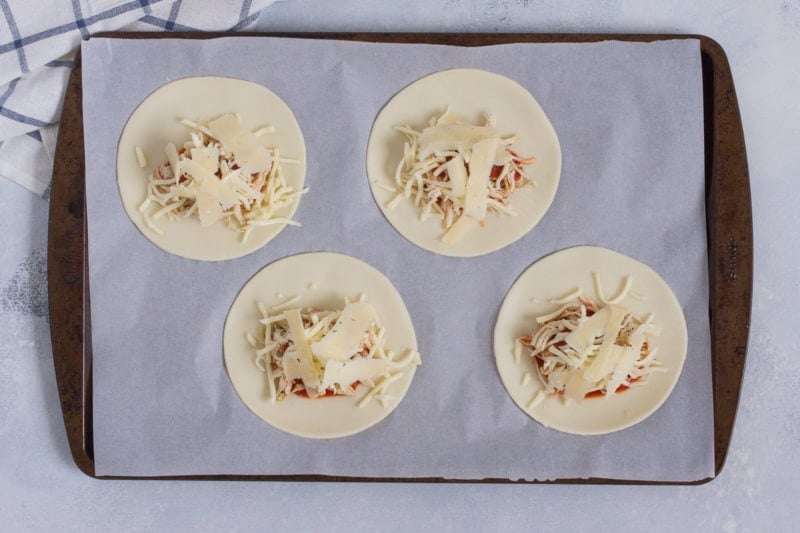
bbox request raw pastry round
[117,76,306,261]
[493,246,688,435]
[223,252,419,438]
[366,68,561,257]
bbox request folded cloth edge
[0,0,278,195]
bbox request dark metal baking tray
[47,32,752,483]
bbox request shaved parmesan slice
[605,344,627,381]
[282,345,321,397]
[446,155,467,198]
[190,145,219,174]
[583,305,628,382]
[285,309,321,392]
[208,114,272,175]
[606,343,640,396]
[564,370,595,401]
[418,124,498,159]
[564,305,610,357]
[181,158,239,210]
[311,302,377,362]
[463,136,500,219]
[179,157,214,184]
[441,214,474,243]
[194,190,223,227]
[320,358,391,389]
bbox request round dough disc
[223,252,419,438]
[117,76,306,261]
[493,246,688,435]
[366,68,561,257]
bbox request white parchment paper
[83,36,713,480]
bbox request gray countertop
[1,0,796,530]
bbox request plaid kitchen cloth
[0,0,278,195]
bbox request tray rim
[47,31,752,484]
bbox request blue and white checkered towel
[0,0,277,195]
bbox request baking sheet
[83,36,713,481]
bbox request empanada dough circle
[117,76,306,261]
[494,246,688,435]
[366,68,561,257]
[223,252,419,438]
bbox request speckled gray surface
[1,0,797,530]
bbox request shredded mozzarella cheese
[135,146,148,168]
